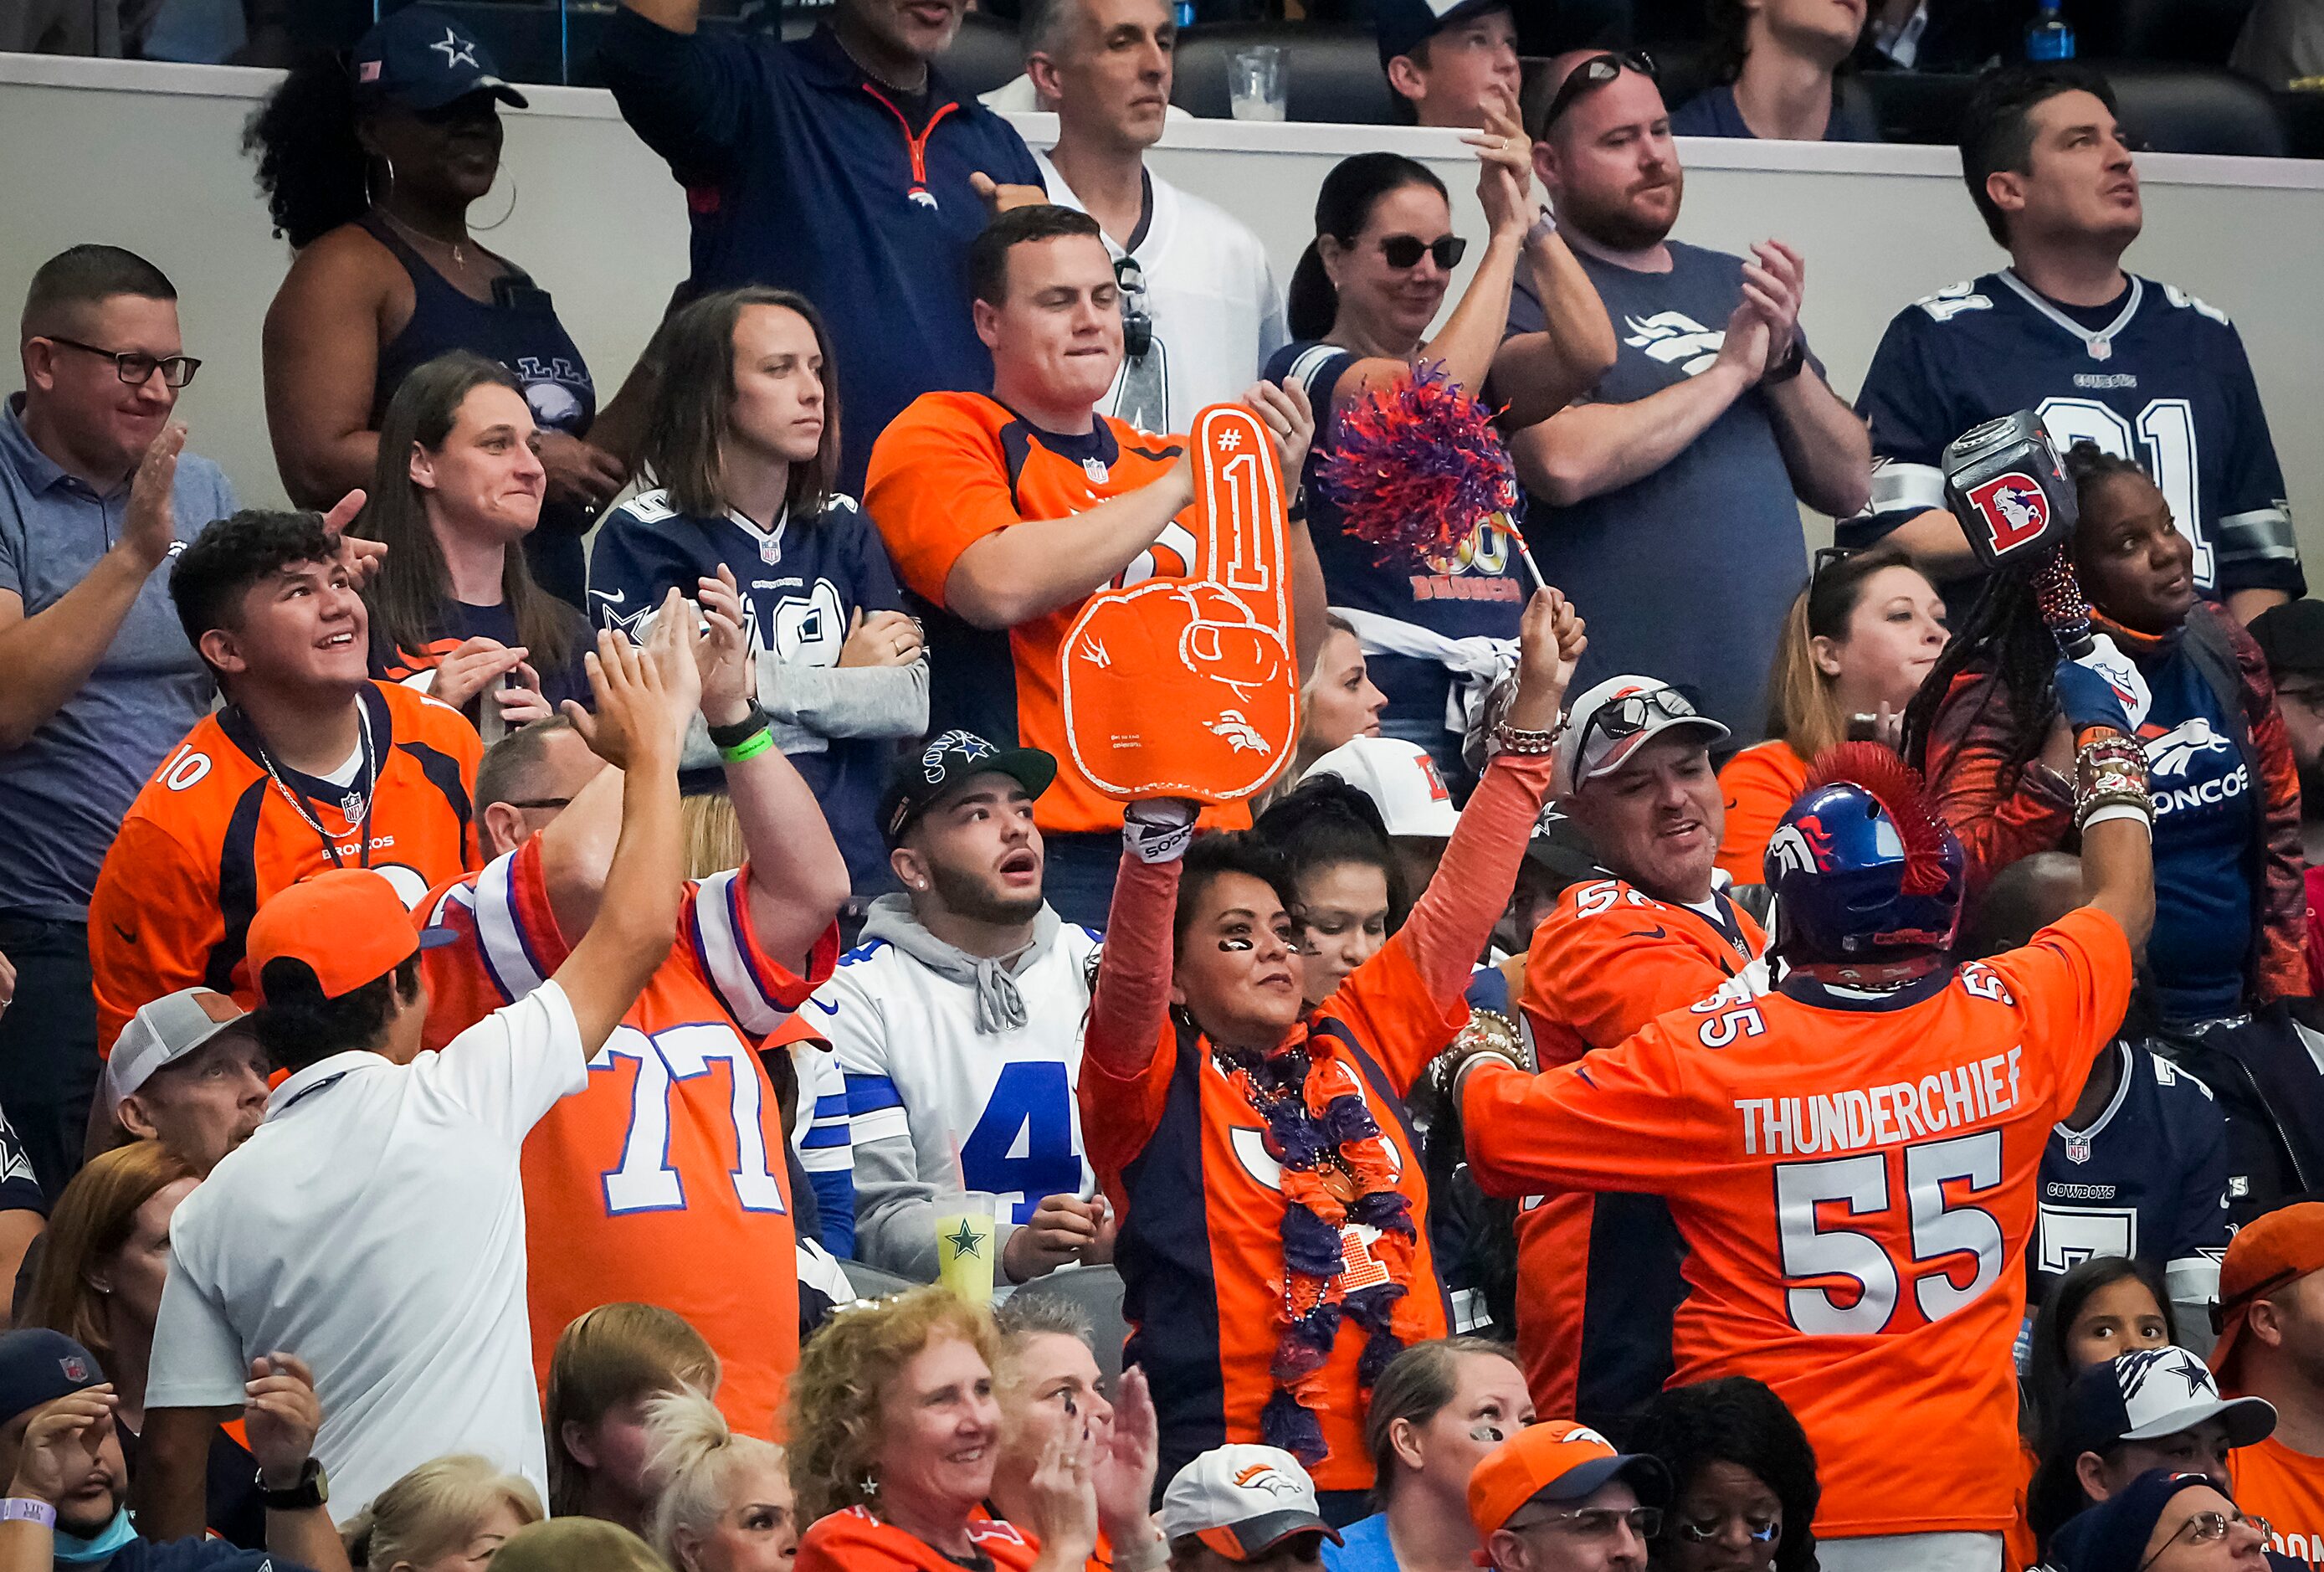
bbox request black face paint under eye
[1220,937,1254,952]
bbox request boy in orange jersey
[864,203,1323,926]
[1514,674,1770,1430]
[89,508,476,1056]
[414,568,848,1445]
[2214,1202,2324,1569]
[1444,657,2157,1572]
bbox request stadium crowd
[6,3,2324,1572]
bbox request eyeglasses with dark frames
[1537,50,1658,133]
[502,798,573,811]
[1378,234,1469,271]
[42,335,202,388]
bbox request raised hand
[1002,1193,1107,1283]
[1505,587,1585,734]
[563,629,677,776]
[8,1386,116,1506]
[536,430,628,510]
[1091,1367,1161,1552]
[1240,378,1315,484]
[693,567,754,725]
[121,425,185,573]
[243,1354,323,1490]
[1468,91,1535,239]
[495,661,553,727]
[428,636,529,712]
[1742,241,1805,376]
[970,171,1054,216]
[639,586,706,727]
[1023,1408,1100,1572]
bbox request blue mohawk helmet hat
[1765,742,1967,985]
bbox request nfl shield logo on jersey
[2065,1134,2093,1165]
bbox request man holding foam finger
[867,203,1325,926]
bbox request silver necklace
[251,702,377,866]
[378,206,470,270]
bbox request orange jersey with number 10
[1467,907,2132,1541]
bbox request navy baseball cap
[2047,1471,2221,1572]
[1376,0,1513,67]
[353,5,529,113]
[2059,1349,2276,1462]
[880,730,1058,848]
[2250,599,2324,679]
[0,1330,104,1428]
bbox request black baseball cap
[0,1330,104,1429]
[1376,0,1513,67]
[353,5,529,113]
[880,731,1058,848]
[2249,599,2324,680]
[2047,1471,2221,1572]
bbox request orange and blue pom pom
[1316,361,1523,570]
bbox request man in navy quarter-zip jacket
[602,0,1048,493]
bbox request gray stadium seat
[2105,62,2289,156]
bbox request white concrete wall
[5,51,2323,559]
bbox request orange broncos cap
[246,868,455,1002]
[1468,1420,1671,1542]
[2213,1201,2324,1388]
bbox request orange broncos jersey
[798,1507,1042,1572]
[864,392,1246,835]
[89,681,481,1055]
[1468,907,2132,1540]
[418,835,839,1439]
[1080,936,1454,1496]
[1516,878,1768,1422]
[2232,1437,2324,1569]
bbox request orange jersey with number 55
[1465,907,2132,1540]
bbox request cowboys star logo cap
[878,731,1058,849]
[1159,1446,1342,1560]
[2058,1348,2276,1462]
[351,3,529,112]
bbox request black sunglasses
[1379,234,1468,270]
[44,335,202,388]
[1114,255,1153,360]
[1537,49,1657,133]
[1811,544,1853,580]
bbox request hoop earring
[470,162,518,234]
[363,153,395,212]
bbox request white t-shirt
[1034,148,1289,436]
[147,982,587,1522]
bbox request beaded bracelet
[2074,732,2152,831]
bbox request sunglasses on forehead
[1538,49,1658,133]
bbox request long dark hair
[244,51,372,248]
[1622,1377,1821,1572]
[1901,442,2152,789]
[1253,776,1415,934]
[639,287,842,521]
[2022,1255,2178,1452]
[1286,153,1449,342]
[1765,542,1923,760]
[357,351,578,676]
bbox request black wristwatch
[1762,336,1808,385]
[705,703,770,750]
[257,1457,328,1513]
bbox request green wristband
[719,728,775,764]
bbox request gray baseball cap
[105,988,259,1117]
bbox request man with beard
[1499,53,1870,739]
[2248,601,2324,986]
[803,731,1112,1285]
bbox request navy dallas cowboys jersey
[1847,270,2301,603]
[587,487,907,881]
[2031,1040,2234,1313]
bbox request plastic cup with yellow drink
[935,1190,1002,1304]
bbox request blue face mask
[51,1504,137,1566]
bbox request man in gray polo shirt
[0,245,234,1198]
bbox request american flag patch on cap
[359,59,382,81]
